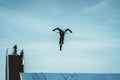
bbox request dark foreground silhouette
[53,28,72,51]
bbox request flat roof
[20,73,120,80]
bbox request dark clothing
[59,31,65,44]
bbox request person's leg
[59,38,61,44]
[62,37,64,44]
[59,37,63,51]
[60,44,62,51]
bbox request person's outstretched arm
[65,29,72,33]
[52,28,61,31]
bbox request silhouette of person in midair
[53,28,72,51]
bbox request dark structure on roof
[6,45,24,80]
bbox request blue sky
[0,0,120,80]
